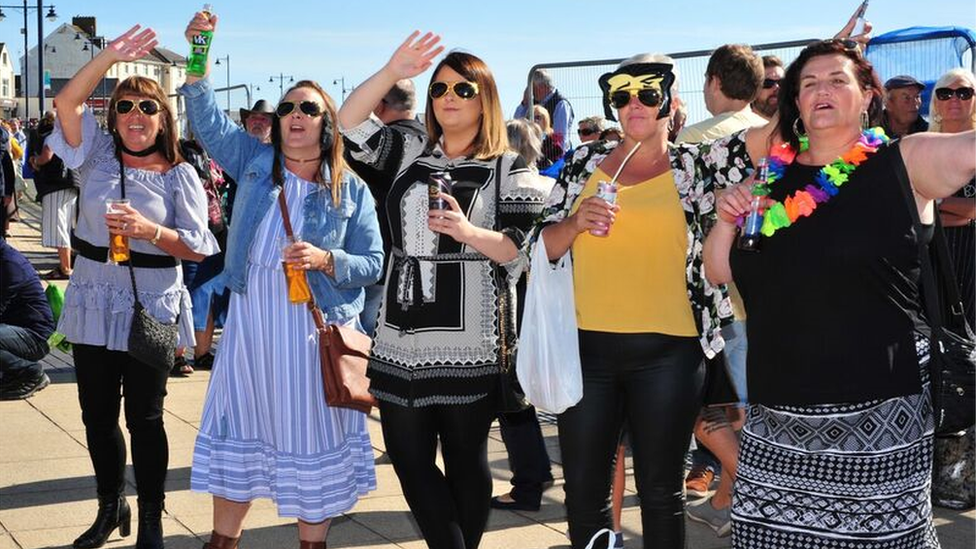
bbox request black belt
[71,233,180,268]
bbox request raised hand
[105,25,158,63]
[834,4,872,45]
[385,31,445,80]
[185,10,218,45]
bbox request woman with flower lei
[704,39,975,548]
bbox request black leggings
[379,397,497,549]
[73,344,170,503]
[559,331,704,549]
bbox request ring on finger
[122,222,128,231]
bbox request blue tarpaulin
[866,26,976,117]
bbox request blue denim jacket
[179,78,383,322]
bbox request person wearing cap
[239,99,274,143]
[882,75,929,138]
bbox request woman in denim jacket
[180,12,383,549]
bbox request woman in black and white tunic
[338,32,550,549]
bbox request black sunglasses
[429,81,480,100]
[578,127,599,136]
[762,78,782,90]
[115,99,160,116]
[935,87,975,101]
[276,100,324,118]
[609,88,662,110]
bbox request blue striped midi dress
[190,173,376,522]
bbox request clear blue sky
[2,0,974,115]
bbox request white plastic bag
[583,528,616,549]
[516,235,582,414]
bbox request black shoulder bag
[895,148,976,437]
[119,161,181,373]
[491,155,529,413]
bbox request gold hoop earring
[792,117,806,139]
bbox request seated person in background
[0,239,55,400]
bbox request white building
[18,18,186,120]
[0,43,16,117]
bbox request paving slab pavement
[2,196,973,548]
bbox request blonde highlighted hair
[928,68,976,133]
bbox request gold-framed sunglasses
[275,100,324,117]
[115,99,160,116]
[429,81,480,100]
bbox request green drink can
[186,4,214,77]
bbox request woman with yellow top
[528,54,752,548]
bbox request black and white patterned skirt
[732,336,940,548]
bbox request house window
[124,65,129,74]
[2,78,9,97]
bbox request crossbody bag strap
[276,185,327,330]
[118,157,142,303]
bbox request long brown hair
[271,80,347,207]
[107,76,183,165]
[425,51,508,160]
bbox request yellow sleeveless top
[571,167,697,335]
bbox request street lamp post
[269,73,294,99]
[214,54,230,113]
[79,33,106,120]
[36,1,56,118]
[0,1,56,120]
[333,76,353,103]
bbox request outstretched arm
[337,31,443,130]
[54,25,158,147]
[902,131,976,202]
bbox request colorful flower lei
[750,127,889,237]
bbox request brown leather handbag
[278,189,377,414]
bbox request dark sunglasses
[275,100,324,117]
[429,81,480,100]
[935,87,975,101]
[609,88,662,110]
[762,78,782,89]
[115,99,160,116]
[578,127,599,136]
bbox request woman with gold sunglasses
[338,32,552,549]
[525,53,768,548]
[49,25,219,549]
[180,11,383,549]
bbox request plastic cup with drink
[105,199,131,264]
[279,234,313,304]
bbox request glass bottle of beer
[738,158,769,252]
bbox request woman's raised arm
[54,25,158,147]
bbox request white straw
[610,141,643,185]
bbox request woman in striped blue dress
[181,12,384,549]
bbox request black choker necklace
[119,143,159,157]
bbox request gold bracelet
[149,224,163,246]
[323,250,335,277]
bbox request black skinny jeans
[73,344,170,503]
[559,331,704,549]
[379,397,497,549]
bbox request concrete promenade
[1,197,973,549]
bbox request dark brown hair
[425,51,508,160]
[270,80,347,207]
[705,44,764,102]
[774,40,884,151]
[108,76,183,165]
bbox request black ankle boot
[73,494,131,548]
[135,500,164,549]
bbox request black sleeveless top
[730,141,927,406]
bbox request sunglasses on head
[609,88,662,110]
[762,78,781,89]
[935,87,975,101]
[115,99,160,116]
[578,127,599,136]
[429,81,480,100]
[275,100,324,118]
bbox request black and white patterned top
[342,117,552,407]
[527,133,753,358]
